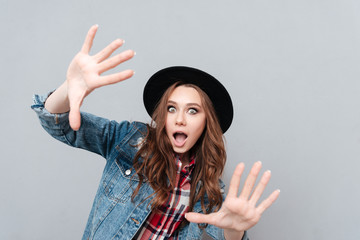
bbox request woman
[32,25,280,240]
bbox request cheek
[193,118,206,138]
[199,117,206,131]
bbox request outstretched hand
[66,25,135,130]
[185,162,280,240]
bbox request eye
[188,108,198,114]
[167,106,176,113]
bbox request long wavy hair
[132,81,226,217]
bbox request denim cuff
[31,92,70,130]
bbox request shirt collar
[175,154,196,174]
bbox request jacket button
[125,169,131,176]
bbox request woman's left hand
[185,161,280,240]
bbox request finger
[68,98,84,131]
[249,170,271,206]
[97,49,135,74]
[69,107,81,131]
[95,69,134,88]
[257,189,280,214]
[239,161,262,199]
[93,39,124,63]
[227,163,245,198]
[185,212,215,225]
[81,25,98,54]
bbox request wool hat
[143,66,233,133]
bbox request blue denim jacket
[31,94,249,240]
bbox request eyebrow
[167,100,202,108]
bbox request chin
[173,149,187,154]
[172,147,189,155]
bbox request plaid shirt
[136,155,195,240]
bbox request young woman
[32,25,280,240]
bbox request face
[165,86,206,156]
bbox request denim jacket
[31,93,249,240]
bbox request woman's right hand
[45,25,135,130]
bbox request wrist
[44,81,70,113]
[224,229,244,240]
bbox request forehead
[168,86,202,104]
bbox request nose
[175,112,186,126]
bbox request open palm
[185,162,280,238]
[66,25,135,130]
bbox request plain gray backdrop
[1,0,360,239]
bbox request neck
[177,152,190,166]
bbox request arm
[32,92,135,159]
[45,25,135,130]
[185,162,280,240]
[32,25,136,158]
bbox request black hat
[143,66,233,133]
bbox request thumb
[185,212,212,224]
[69,102,81,131]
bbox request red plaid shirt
[136,155,195,240]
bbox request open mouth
[173,132,188,146]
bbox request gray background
[1,0,360,239]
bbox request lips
[173,132,188,147]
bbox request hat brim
[143,66,233,133]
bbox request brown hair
[132,82,226,218]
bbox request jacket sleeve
[31,93,133,160]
